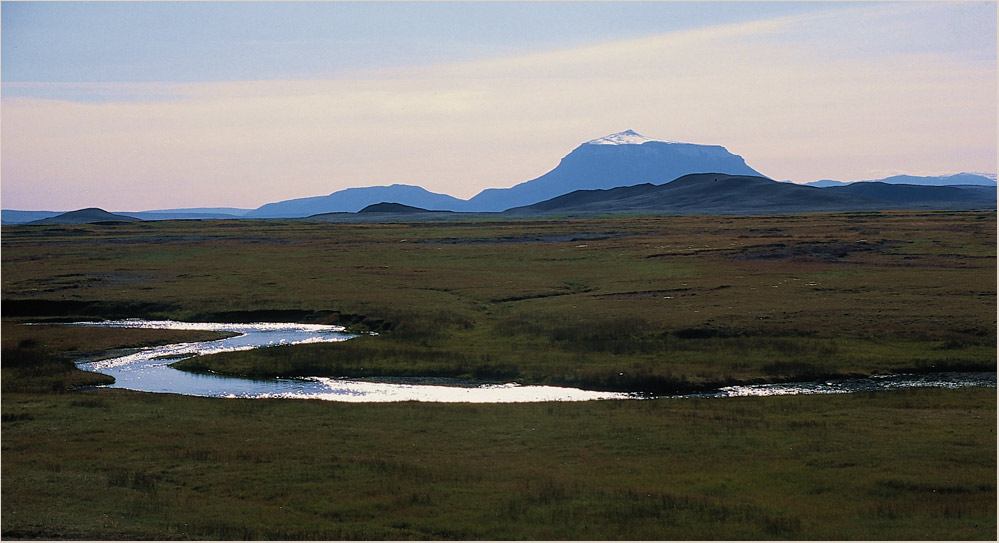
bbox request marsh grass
[4,211,979,393]
[1,211,995,539]
[1,388,994,539]
[178,320,991,394]
[1,341,113,392]
[105,468,159,494]
[175,335,518,382]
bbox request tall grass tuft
[106,468,159,494]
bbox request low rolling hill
[25,208,142,225]
[246,184,468,218]
[507,174,997,216]
[826,182,997,205]
[357,202,451,214]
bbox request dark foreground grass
[2,387,994,540]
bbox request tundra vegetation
[2,211,995,539]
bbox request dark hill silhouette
[358,202,448,213]
[508,174,996,215]
[26,208,141,225]
[827,182,997,205]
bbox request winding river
[72,320,634,402]
[70,319,995,403]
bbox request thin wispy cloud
[1,2,994,210]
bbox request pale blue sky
[2,2,865,85]
[1,1,995,210]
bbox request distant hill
[26,208,141,225]
[827,182,997,205]
[805,173,996,188]
[508,174,997,216]
[3,207,251,224]
[464,130,765,212]
[139,207,251,215]
[509,174,859,215]
[358,202,450,213]
[245,184,468,218]
[1,210,64,224]
[242,130,766,216]
[7,132,994,220]
[128,207,252,220]
[127,212,249,221]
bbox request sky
[1,1,996,212]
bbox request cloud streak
[2,2,994,210]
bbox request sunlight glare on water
[65,320,995,403]
[70,320,632,402]
[250,378,634,403]
[699,373,996,398]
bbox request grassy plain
[1,211,996,539]
[2,388,995,540]
[4,211,994,391]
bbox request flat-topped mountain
[26,208,141,225]
[464,130,765,211]
[238,130,765,217]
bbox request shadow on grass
[1,340,114,393]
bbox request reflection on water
[248,378,634,403]
[687,372,996,398]
[70,320,995,403]
[72,320,634,403]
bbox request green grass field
[4,211,994,391]
[2,388,995,540]
[2,211,996,539]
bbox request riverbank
[5,212,994,393]
[0,322,235,393]
[174,331,996,395]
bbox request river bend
[69,319,995,403]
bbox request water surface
[73,320,634,402]
[690,372,996,398]
[71,319,995,402]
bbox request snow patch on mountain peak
[586,130,674,146]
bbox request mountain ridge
[805,173,996,188]
[506,174,997,216]
[3,131,995,222]
[245,183,468,218]
[248,130,766,216]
